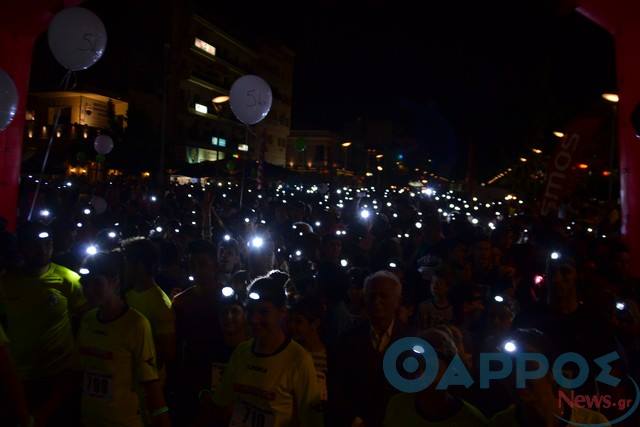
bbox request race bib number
[83,371,113,400]
[211,362,226,391]
[230,401,275,427]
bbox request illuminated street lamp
[553,131,565,138]
[602,93,619,103]
[341,141,352,147]
[532,148,542,154]
[213,95,230,103]
[341,142,352,171]
[519,157,528,163]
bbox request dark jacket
[328,319,413,427]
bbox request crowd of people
[0,174,638,427]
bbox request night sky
[30,0,617,180]
[203,0,616,179]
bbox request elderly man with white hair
[328,270,414,427]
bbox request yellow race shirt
[0,263,86,380]
[125,285,175,337]
[76,307,159,427]
[384,394,488,426]
[213,338,324,427]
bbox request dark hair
[122,237,160,275]
[188,239,217,259]
[288,296,323,322]
[246,276,286,308]
[82,250,125,281]
[17,222,51,243]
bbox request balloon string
[27,70,74,221]
[239,124,249,209]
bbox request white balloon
[0,69,18,131]
[94,135,114,154]
[90,196,107,215]
[229,75,273,125]
[48,7,107,71]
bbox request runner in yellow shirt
[76,250,170,427]
[0,222,88,425]
[123,237,176,380]
[201,275,324,427]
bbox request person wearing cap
[202,276,324,427]
[75,251,170,427]
[288,296,328,402]
[122,237,176,385]
[0,222,89,425]
[489,329,609,427]
[383,329,488,426]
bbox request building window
[195,103,208,114]
[211,137,227,147]
[194,38,216,56]
[238,144,249,152]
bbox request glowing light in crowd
[155,226,163,233]
[65,181,72,187]
[249,292,260,300]
[224,234,231,241]
[151,196,157,202]
[83,208,91,215]
[616,302,625,311]
[494,295,504,303]
[108,231,117,239]
[295,250,302,257]
[471,218,479,225]
[389,262,397,268]
[601,93,619,103]
[415,222,422,229]
[222,287,235,297]
[534,275,544,285]
[553,131,565,138]
[412,345,425,354]
[340,259,349,267]
[244,218,250,223]
[39,209,50,217]
[360,209,371,219]
[188,275,194,282]
[503,341,517,353]
[76,222,83,228]
[86,245,98,256]
[315,221,321,227]
[38,232,49,239]
[251,236,265,249]
[550,251,560,260]
[79,268,90,275]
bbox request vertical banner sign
[540,116,604,217]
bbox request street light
[602,93,619,103]
[342,142,352,171]
[532,148,542,154]
[519,157,528,162]
[375,154,383,159]
[553,131,565,138]
[213,95,229,103]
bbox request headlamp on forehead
[39,209,51,218]
[248,292,260,301]
[616,302,626,311]
[83,208,91,215]
[340,259,349,268]
[223,234,231,241]
[85,245,98,256]
[502,340,518,353]
[250,236,265,249]
[38,231,50,239]
[360,209,371,220]
[494,295,504,303]
[222,286,235,297]
[79,268,90,276]
[550,251,561,260]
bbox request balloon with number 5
[0,69,18,132]
[229,75,273,125]
[48,7,107,71]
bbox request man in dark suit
[329,270,412,427]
